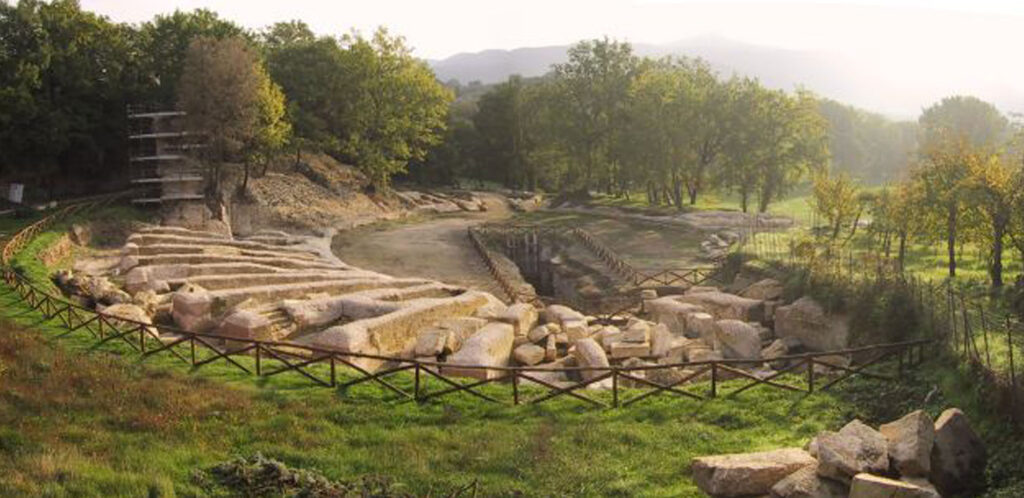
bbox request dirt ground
[331,193,512,298]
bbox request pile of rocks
[691,408,987,497]
[637,278,852,381]
[699,230,740,260]
[393,190,486,214]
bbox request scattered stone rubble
[691,408,987,497]
[55,220,859,391]
[393,190,487,214]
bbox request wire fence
[735,220,1024,426]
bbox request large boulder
[774,297,850,352]
[714,320,762,359]
[649,323,674,357]
[499,303,538,335]
[929,408,986,496]
[739,278,784,301]
[572,337,610,381]
[171,288,216,333]
[815,420,889,482]
[686,312,717,343]
[677,291,765,322]
[770,465,847,498]
[646,297,705,336]
[691,448,816,497]
[513,343,545,366]
[219,310,273,340]
[101,303,152,326]
[879,410,934,477]
[849,473,940,498]
[443,322,515,380]
[544,304,585,326]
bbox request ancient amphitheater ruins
[51,205,858,389]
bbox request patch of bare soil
[331,193,511,298]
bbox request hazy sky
[81,0,1024,117]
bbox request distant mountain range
[428,35,1024,120]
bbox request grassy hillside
[1,206,1022,496]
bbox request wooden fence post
[710,363,718,398]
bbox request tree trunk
[687,182,699,205]
[991,219,1005,288]
[242,161,251,193]
[898,231,907,272]
[947,203,957,277]
[740,190,749,213]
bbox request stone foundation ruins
[52,220,860,391]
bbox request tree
[912,136,978,277]
[473,76,536,189]
[965,152,1016,287]
[753,89,829,213]
[550,38,638,193]
[334,28,452,190]
[919,96,1008,150]
[811,171,860,241]
[0,0,136,197]
[137,9,245,105]
[177,36,289,194]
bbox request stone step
[135,243,324,261]
[168,271,380,291]
[135,225,230,240]
[127,233,321,257]
[134,253,346,271]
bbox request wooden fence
[0,195,931,409]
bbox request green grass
[3,203,1023,497]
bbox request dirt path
[331,193,512,299]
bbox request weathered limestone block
[562,318,588,341]
[572,337,610,381]
[774,296,850,352]
[544,333,557,362]
[171,289,216,333]
[101,303,153,328]
[544,304,585,326]
[610,341,651,359]
[219,310,272,340]
[739,278,784,301]
[687,312,717,343]
[499,303,538,335]
[513,343,546,366]
[879,410,934,477]
[714,320,762,359]
[527,324,551,343]
[622,320,651,343]
[442,322,515,379]
[649,323,673,357]
[815,420,889,482]
[677,291,765,322]
[689,348,723,363]
[647,297,705,336]
[929,408,986,496]
[849,473,939,498]
[414,328,457,356]
[691,448,816,497]
[770,465,847,498]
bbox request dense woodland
[3,0,1024,290]
[2,0,916,201]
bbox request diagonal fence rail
[0,194,932,410]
